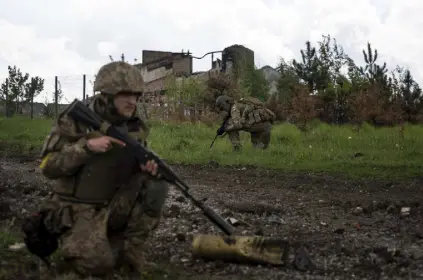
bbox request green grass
[0,116,417,179]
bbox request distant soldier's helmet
[93,61,144,95]
[215,95,233,112]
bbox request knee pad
[142,180,169,217]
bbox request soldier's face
[113,93,138,117]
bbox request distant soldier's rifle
[209,116,230,149]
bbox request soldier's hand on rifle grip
[216,127,225,136]
[86,136,126,153]
[140,160,159,177]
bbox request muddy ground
[0,156,423,279]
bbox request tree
[271,33,423,125]
[25,76,44,119]
[359,42,393,97]
[5,65,29,114]
[0,65,46,117]
[240,66,270,101]
[315,35,353,123]
[275,58,302,102]
[292,41,321,92]
[395,67,423,122]
[0,78,10,116]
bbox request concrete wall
[142,50,172,64]
[173,57,192,76]
[138,50,193,93]
[140,66,173,84]
[144,78,167,92]
[142,50,192,75]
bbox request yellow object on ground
[191,234,290,265]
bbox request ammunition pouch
[247,108,275,125]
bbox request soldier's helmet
[215,95,233,112]
[93,61,144,95]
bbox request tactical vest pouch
[253,111,262,123]
[54,176,77,198]
[258,108,276,123]
[246,112,256,126]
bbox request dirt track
[1,157,423,279]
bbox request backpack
[238,97,276,124]
[238,96,265,109]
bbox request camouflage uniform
[215,96,275,150]
[38,61,169,278]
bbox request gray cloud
[0,0,422,102]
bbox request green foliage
[165,75,207,105]
[275,58,300,102]
[0,117,418,179]
[0,65,45,117]
[275,34,423,125]
[239,65,270,101]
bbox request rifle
[67,99,235,236]
[209,116,230,149]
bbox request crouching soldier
[31,61,169,278]
[215,95,276,151]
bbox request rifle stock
[67,99,235,236]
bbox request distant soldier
[215,95,276,151]
[35,61,169,278]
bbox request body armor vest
[54,127,144,205]
[53,100,148,205]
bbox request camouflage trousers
[227,121,272,150]
[41,179,169,278]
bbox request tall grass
[0,116,418,179]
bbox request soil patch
[1,158,422,279]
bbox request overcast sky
[0,0,421,103]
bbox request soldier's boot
[126,247,158,271]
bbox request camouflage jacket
[224,101,275,132]
[39,94,151,204]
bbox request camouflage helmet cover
[93,61,144,95]
[215,95,233,112]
